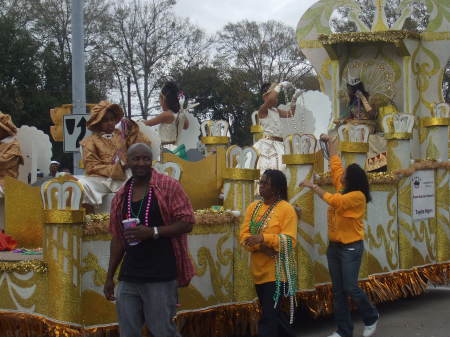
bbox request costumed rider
[142,81,197,160]
[253,82,298,172]
[341,75,376,123]
[338,72,388,171]
[0,112,24,197]
[78,101,150,211]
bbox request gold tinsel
[316,172,399,186]
[84,213,110,236]
[0,260,47,273]
[194,209,240,226]
[82,210,240,236]
[318,30,420,45]
[299,263,450,318]
[0,312,120,337]
[176,302,261,337]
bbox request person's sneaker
[326,332,343,337]
[363,314,379,337]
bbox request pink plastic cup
[122,218,140,246]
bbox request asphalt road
[294,286,450,337]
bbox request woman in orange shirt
[300,135,379,337]
[240,169,297,337]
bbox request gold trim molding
[422,117,450,127]
[384,132,412,140]
[339,141,369,153]
[223,168,260,181]
[44,209,85,224]
[250,125,264,133]
[282,154,316,165]
[201,136,229,145]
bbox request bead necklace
[127,179,152,226]
[249,200,280,235]
[274,234,298,324]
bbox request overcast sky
[173,0,318,34]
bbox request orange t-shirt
[322,155,366,244]
[240,200,297,284]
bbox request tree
[97,0,211,119]
[171,65,257,145]
[216,20,312,92]
[330,0,429,33]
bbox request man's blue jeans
[327,240,378,337]
[116,280,180,337]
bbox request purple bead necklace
[127,178,152,226]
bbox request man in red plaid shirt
[104,143,195,337]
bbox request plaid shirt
[109,169,195,287]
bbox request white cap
[50,161,60,166]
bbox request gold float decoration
[82,210,240,237]
[339,141,369,153]
[223,168,260,181]
[299,262,450,317]
[422,117,450,127]
[1,263,448,336]
[316,172,399,185]
[282,154,316,165]
[318,31,420,45]
[392,160,450,177]
[201,136,229,145]
[194,209,240,227]
[384,132,412,140]
[43,209,85,224]
[0,260,47,273]
[84,213,110,236]
[250,125,264,133]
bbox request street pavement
[294,286,450,337]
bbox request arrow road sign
[63,115,91,153]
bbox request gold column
[423,118,450,262]
[339,141,369,168]
[44,209,85,324]
[250,125,263,144]
[201,136,229,156]
[385,133,414,269]
[223,168,260,302]
[283,154,315,290]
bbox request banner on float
[412,170,435,220]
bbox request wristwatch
[152,227,159,239]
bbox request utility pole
[70,0,86,174]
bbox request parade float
[1,0,450,336]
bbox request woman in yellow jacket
[301,135,379,337]
[240,169,297,337]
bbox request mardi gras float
[1,0,450,336]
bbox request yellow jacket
[240,200,297,284]
[322,155,366,244]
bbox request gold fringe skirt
[0,263,448,337]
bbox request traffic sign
[63,114,91,153]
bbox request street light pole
[71,0,86,174]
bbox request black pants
[327,241,378,337]
[255,282,296,337]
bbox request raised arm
[258,90,279,119]
[142,110,175,127]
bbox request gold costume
[79,101,150,207]
[81,130,127,180]
[0,113,23,188]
